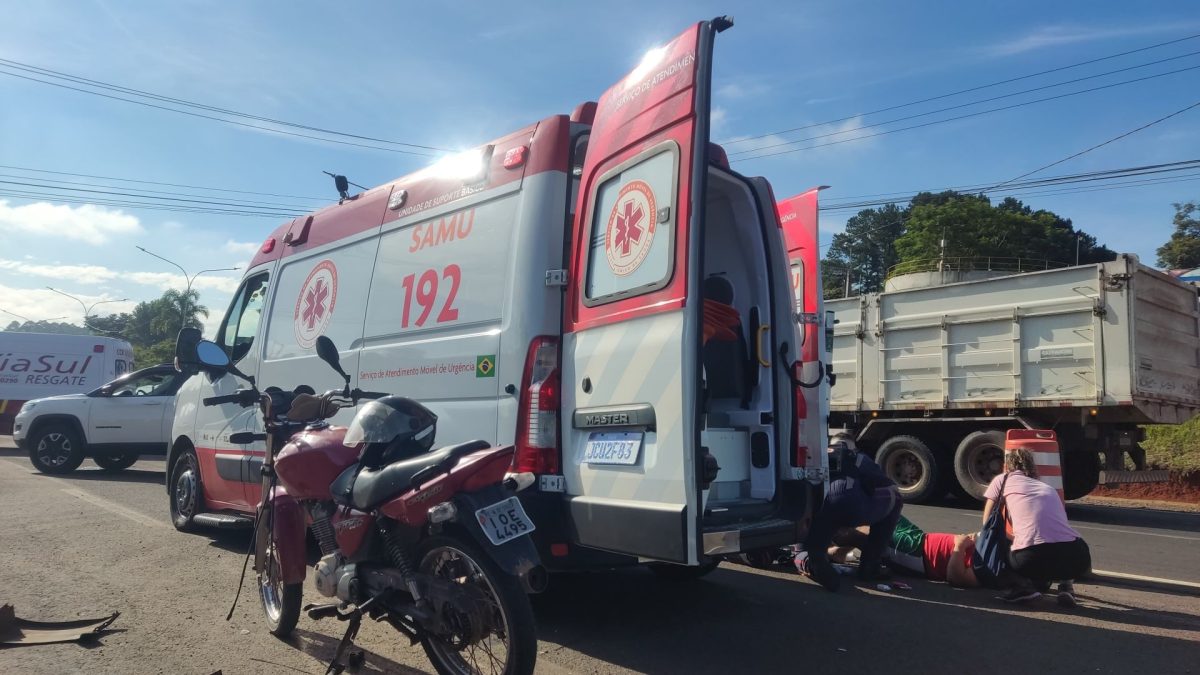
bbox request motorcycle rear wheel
[417,535,536,675]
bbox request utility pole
[136,246,238,332]
[44,288,128,332]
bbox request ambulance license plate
[475,496,535,546]
[583,431,642,466]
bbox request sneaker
[999,588,1042,603]
[1057,582,1078,608]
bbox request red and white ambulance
[168,18,830,572]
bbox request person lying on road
[828,516,979,588]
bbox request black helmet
[344,396,438,466]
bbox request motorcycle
[176,329,545,675]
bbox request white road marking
[60,487,166,529]
[955,511,1200,541]
[1093,570,1200,590]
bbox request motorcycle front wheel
[416,535,537,675]
[257,504,302,637]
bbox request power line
[0,163,329,202]
[727,50,1200,157]
[985,100,1200,189]
[821,158,1200,204]
[0,66,439,157]
[0,57,446,153]
[821,159,1200,211]
[733,64,1200,161]
[0,189,302,218]
[0,173,315,211]
[0,178,310,213]
[722,32,1200,146]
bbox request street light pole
[0,307,67,324]
[44,288,128,332]
[136,246,238,332]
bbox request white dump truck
[827,254,1200,502]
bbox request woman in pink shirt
[982,448,1091,606]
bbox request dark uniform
[802,446,903,591]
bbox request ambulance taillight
[515,336,561,474]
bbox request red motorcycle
[177,331,544,675]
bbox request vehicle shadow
[52,467,166,485]
[530,562,1199,674]
[283,628,428,675]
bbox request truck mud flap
[454,487,547,594]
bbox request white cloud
[0,259,118,283]
[223,239,260,256]
[125,271,242,294]
[710,106,729,135]
[0,259,242,294]
[0,200,143,245]
[983,23,1200,57]
[0,283,134,325]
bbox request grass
[1142,417,1200,477]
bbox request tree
[150,288,208,337]
[895,192,1113,268]
[1156,201,1200,269]
[2,320,89,335]
[822,203,907,297]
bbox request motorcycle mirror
[315,335,350,383]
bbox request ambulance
[168,17,831,572]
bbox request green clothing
[890,515,926,556]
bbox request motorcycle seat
[330,440,492,511]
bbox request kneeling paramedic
[798,437,902,591]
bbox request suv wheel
[28,424,86,474]
[169,448,204,531]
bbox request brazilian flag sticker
[476,355,496,378]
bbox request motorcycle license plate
[475,496,536,546]
[582,431,642,466]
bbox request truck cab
[167,18,827,570]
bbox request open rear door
[561,18,731,564]
[777,189,829,481]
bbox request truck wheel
[28,424,86,474]
[1062,451,1100,501]
[876,435,940,503]
[94,452,140,471]
[169,448,204,531]
[954,430,1007,501]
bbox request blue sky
[2,0,1198,335]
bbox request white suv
[14,364,187,474]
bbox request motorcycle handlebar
[354,389,388,400]
[202,389,258,407]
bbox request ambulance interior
[699,167,781,523]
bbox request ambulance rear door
[560,18,731,564]
[777,190,830,483]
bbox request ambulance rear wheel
[648,560,721,581]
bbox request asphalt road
[1,439,1197,675]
